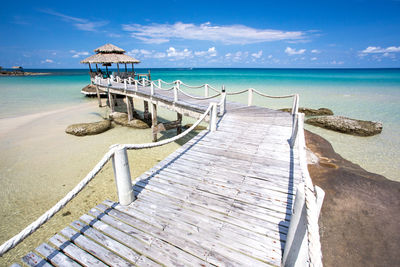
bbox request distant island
[0,66,50,76]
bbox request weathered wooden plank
[22,251,52,267]
[35,242,81,267]
[70,220,140,265]
[49,234,106,267]
[87,208,210,266]
[60,227,134,266]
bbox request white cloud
[285,47,306,56]
[122,22,306,44]
[194,47,217,57]
[311,57,318,61]
[331,60,344,65]
[251,50,263,59]
[40,9,108,32]
[41,59,53,63]
[128,48,193,60]
[153,52,166,59]
[167,47,192,60]
[75,21,108,31]
[268,55,273,59]
[225,51,249,62]
[70,50,89,58]
[311,49,320,54]
[361,46,400,54]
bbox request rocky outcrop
[109,112,149,129]
[306,116,382,136]
[305,130,400,267]
[279,107,334,116]
[65,120,111,136]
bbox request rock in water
[66,120,111,136]
[183,124,208,131]
[280,107,334,116]
[306,116,383,136]
[109,112,149,129]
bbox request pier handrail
[0,103,216,257]
[296,112,323,267]
[284,102,324,266]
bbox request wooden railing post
[173,86,178,102]
[150,82,154,96]
[219,85,226,116]
[158,79,161,88]
[142,77,145,87]
[210,102,218,132]
[112,147,135,206]
[291,94,299,115]
[124,79,127,92]
[134,80,138,91]
[205,84,209,97]
[248,88,253,106]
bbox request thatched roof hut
[81,44,140,77]
[81,44,140,64]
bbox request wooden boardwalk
[15,80,307,267]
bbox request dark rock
[183,124,208,131]
[279,107,334,116]
[65,120,111,136]
[110,112,149,129]
[305,130,400,267]
[306,116,382,136]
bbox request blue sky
[1,0,400,68]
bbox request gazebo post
[89,63,92,73]
[117,63,120,74]
[96,64,99,72]
[106,65,109,77]
[124,63,127,73]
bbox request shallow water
[0,68,399,264]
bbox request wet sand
[0,100,199,265]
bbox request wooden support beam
[143,100,151,124]
[109,93,115,113]
[88,63,92,73]
[177,112,183,134]
[95,85,102,107]
[124,63,127,72]
[126,96,134,121]
[117,63,120,73]
[151,103,158,142]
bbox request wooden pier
[7,77,324,267]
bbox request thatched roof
[80,53,140,64]
[94,43,125,54]
[80,43,140,64]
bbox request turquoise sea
[1,68,400,181]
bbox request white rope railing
[0,103,217,257]
[179,81,205,89]
[225,88,249,96]
[176,87,221,100]
[252,88,296,99]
